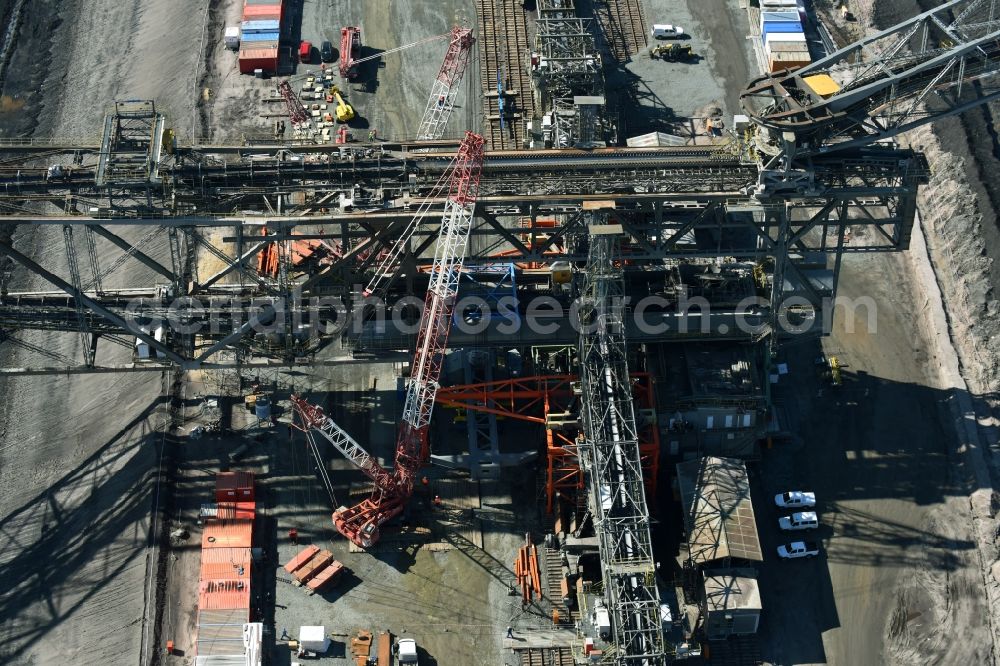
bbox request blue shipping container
[241,19,280,33]
[241,31,280,42]
[763,21,803,36]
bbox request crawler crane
[292,132,486,548]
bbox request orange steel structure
[434,372,660,513]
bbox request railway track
[593,0,649,64]
[476,0,536,150]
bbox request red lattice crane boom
[277,81,309,124]
[340,26,362,79]
[292,132,485,548]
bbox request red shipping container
[215,472,254,503]
[243,5,281,19]
[239,46,279,74]
[243,0,283,21]
[202,519,253,549]
[200,546,251,582]
[199,578,251,611]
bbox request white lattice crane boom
[417,27,476,140]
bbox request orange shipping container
[768,50,811,72]
[242,8,281,20]
[199,578,251,611]
[243,1,283,20]
[202,519,253,549]
[239,47,280,75]
[215,501,255,520]
[200,546,251,582]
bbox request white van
[651,24,685,39]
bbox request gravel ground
[199,0,481,144]
[0,1,206,664]
[609,0,753,139]
[763,2,1000,664]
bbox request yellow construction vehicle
[650,43,695,61]
[328,85,355,123]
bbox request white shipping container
[766,41,811,53]
[298,626,329,653]
[224,26,240,50]
[765,32,807,49]
[760,10,800,29]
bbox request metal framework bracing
[0,143,926,373]
[742,0,1000,158]
[533,0,602,101]
[5,6,1000,373]
[577,220,664,664]
[531,0,605,147]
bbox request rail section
[593,0,648,64]
[477,0,536,149]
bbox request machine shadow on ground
[745,334,982,665]
[0,394,168,658]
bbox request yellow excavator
[328,85,355,123]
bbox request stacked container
[239,0,284,75]
[760,8,811,73]
[196,472,256,661]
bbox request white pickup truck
[651,24,685,39]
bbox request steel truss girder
[577,218,664,664]
[0,146,922,372]
[742,0,1000,153]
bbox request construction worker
[288,527,298,544]
[506,626,514,638]
[368,129,377,142]
[433,495,442,507]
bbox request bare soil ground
[0,1,207,664]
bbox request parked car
[321,40,335,63]
[774,490,816,508]
[651,24,685,39]
[777,541,820,559]
[779,511,819,531]
[299,40,312,63]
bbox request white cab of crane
[591,600,612,640]
[397,638,419,664]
